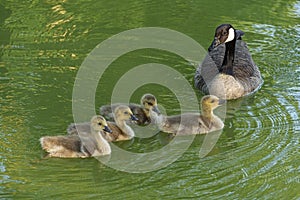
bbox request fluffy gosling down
[99,94,160,125]
[67,105,138,142]
[40,115,112,158]
[149,95,224,135]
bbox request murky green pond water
[0,0,299,199]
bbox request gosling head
[208,24,244,51]
[90,115,112,133]
[141,93,160,114]
[114,105,138,122]
[201,95,225,111]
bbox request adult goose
[194,24,263,100]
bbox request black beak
[218,99,226,105]
[130,114,138,121]
[235,30,244,40]
[103,125,112,133]
[152,106,161,115]
[208,37,220,52]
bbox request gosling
[99,93,160,125]
[149,95,224,135]
[67,105,138,142]
[40,115,112,158]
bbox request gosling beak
[208,37,220,51]
[130,114,138,121]
[218,99,226,105]
[152,106,160,115]
[103,125,112,133]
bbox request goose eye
[222,31,227,36]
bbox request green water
[0,0,299,199]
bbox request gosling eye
[147,102,153,106]
[98,122,102,126]
[124,111,129,115]
[211,100,215,103]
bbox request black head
[208,24,244,51]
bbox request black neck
[220,39,235,75]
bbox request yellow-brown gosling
[40,115,112,158]
[149,95,224,135]
[67,105,138,142]
[99,93,160,125]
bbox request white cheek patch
[224,28,235,43]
